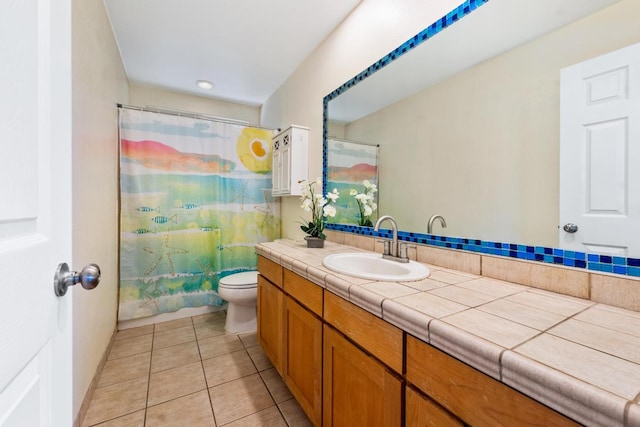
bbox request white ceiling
[103,0,361,106]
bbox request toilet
[218,271,258,334]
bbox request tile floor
[82,311,312,426]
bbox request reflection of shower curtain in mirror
[118,108,279,320]
[326,138,379,225]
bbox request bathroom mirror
[324,0,640,265]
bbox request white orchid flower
[323,205,337,217]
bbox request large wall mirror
[324,0,640,276]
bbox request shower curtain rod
[117,103,278,131]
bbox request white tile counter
[256,239,640,427]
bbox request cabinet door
[323,325,402,427]
[257,275,284,375]
[406,386,463,427]
[284,297,322,426]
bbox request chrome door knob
[563,223,579,233]
[54,263,101,296]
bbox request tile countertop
[255,239,640,427]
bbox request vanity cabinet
[323,325,402,426]
[405,385,463,427]
[271,125,308,196]
[257,274,284,375]
[256,257,284,375]
[406,335,580,427]
[282,270,323,425]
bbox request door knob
[54,263,101,296]
[563,223,579,233]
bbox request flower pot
[305,236,325,248]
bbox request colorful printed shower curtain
[118,108,279,320]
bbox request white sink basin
[322,252,430,282]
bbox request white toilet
[218,271,258,334]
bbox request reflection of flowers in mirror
[351,180,377,227]
[299,178,339,239]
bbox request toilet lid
[219,271,258,288]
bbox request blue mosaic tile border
[322,0,640,279]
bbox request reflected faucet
[427,214,447,234]
[374,215,411,263]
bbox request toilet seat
[218,271,257,290]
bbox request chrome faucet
[427,214,447,234]
[374,215,411,263]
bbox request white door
[0,0,74,425]
[560,42,640,257]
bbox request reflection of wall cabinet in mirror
[272,125,309,196]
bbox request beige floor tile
[108,334,153,361]
[88,410,145,427]
[98,352,151,388]
[115,325,154,341]
[147,361,207,406]
[194,313,227,340]
[151,340,201,373]
[209,373,275,425]
[238,332,259,348]
[82,377,148,427]
[259,368,292,404]
[146,390,215,426]
[198,334,244,359]
[223,405,287,427]
[246,345,273,372]
[154,316,193,332]
[203,349,257,387]
[278,398,312,427]
[153,324,196,350]
[193,310,227,324]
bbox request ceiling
[103,0,361,106]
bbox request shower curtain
[118,108,279,320]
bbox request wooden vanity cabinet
[323,325,402,426]
[282,270,323,426]
[257,274,284,375]
[405,385,464,427]
[406,335,580,427]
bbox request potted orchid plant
[350,180,377,227]
[299,178,339,247]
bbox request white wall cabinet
[272,125,309,196]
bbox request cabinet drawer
[406,335,580,427]
[324,291,403,374]
[257,255,282,288]
[283,269,323,316]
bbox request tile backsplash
[325,230,640,312]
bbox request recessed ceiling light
[196,80,214,90]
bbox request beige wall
[344,0,640,247]
[71,0,129,418]
[129,84,261,124]
[262,0,462,238]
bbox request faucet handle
[399,243,416,260]
[377,239,391,256]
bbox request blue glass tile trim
[321,0,640,279]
